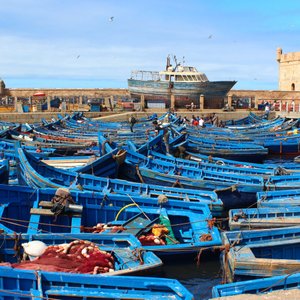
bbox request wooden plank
[30,208,55,216]
[39,201,53,208]
[30,208,81,217]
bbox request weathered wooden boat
[0,232,163,275]
[224,112,266,126]
[212,272,300,298]
[0,184,222,256]
[186,150,300,173]
[40,155,99,169]
[16,148,224,214]
[128,56,236,107]
[222,226,300,282]
[181,139,268,162]
[136,149,276,177]
[256,136,300,155]
[121,150,265,208]
[6,129,97,155]
[227,116,285,132]
[0,269,195,299]
[257,189,300,208]
[0,138,56,158]
[266,173,300,190]
[229,207,300,230]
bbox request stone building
[277,48,300,91]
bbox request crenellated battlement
[278,48,300,91]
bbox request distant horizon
[1,0,299,91]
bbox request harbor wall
[0,110,272,123]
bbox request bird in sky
[208,34,213,39]
[109,16,114,22]
[76,55,80,59]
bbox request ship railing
[130,70,161,81]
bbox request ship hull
[128,79,236,106]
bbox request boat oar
[126,194,151,220]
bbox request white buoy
[22,240,47,260]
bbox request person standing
[152,120,170,153]
[129,115,137,132]
[264,103,270,119]
[190,102,195,111]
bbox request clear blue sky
[1,0,299,90]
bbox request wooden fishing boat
[15,148,224,215]
[0,269,194,299]
[212,272,300,298]
[226,116,285,131]
[0,232,162,275]
[128,56,236,107]
[266,173,300,190]
[135,149,276,177]
[182,138,268,163]
[121,150,265,209]
[257,136,300,155]
[186,150,300,173]
[224,112,266,126]
[4,128,98,155]
[257,189,300,208]
[222,226,300,282]
[0,184,221,256]
[41,155,99,169]
[229,207,300,230]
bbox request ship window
[291,83,295,91]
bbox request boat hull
[128,79,236,105]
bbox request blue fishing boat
[212,272,300,298]
[0,184,222,256]
[182,137,268,163]
[222,226,300,282]
[257,189,300,208]
[15,148,224,215]
[121,150,265,209]
[133,149,276,177]
[266,173,300,190]
[186,150,300,173]
[0,232,162,275]
[229,207,300,230]
[0,269,194,299]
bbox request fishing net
[11,240,115,274]
[81,223,126,233]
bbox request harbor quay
[0,85,300,123]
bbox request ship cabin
[130,66,209,83]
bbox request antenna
[173,55,180,71]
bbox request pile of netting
[10,240,115,274]
[81,223,125,233]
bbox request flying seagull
[76,55,80,59]
[208,34,213,39]
[109,16,114,22]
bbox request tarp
[33,92,46,97]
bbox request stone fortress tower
[277,48,300,91]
